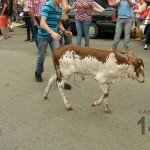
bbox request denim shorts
[136,17,143,23]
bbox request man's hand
[64,31,72,36]
[51,32,61,40]
[33,20,39,28]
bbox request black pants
[24,12,34,40]
[32,16,40,47]
[145,24,150,45]
[59,20,71,46]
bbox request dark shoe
[30,39,35,42]
[35,72,42,82]
[64,83,71,90]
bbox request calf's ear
[131,59,138,66]
[126,55,131,63]
[126,51,137,63]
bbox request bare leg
[5,26,10,37]
[0,27,5,37]
[44,73,57,99]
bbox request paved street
[0,27,150,150]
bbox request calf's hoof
[104,108,111,113]
[92,101,101,107]
[43,94,48,99]
[66,103,73,111]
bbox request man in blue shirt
[35,0,72,90]
[109,0,135,54]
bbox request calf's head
[127,52,145,83]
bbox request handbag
[140,9,149,20]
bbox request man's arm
[69,2,76,10]
[29,7,39,27]
[57,21,72,36]
[61,0,68,11]
[114,0,120,7]
[126,0,134,7]
[40,17,61,40]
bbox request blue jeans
[36,36,60,75]
[112,18,133,49]
[75,20,91,47]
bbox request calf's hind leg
[57,74,73,111]
[44,73,57,99]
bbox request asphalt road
[0,27,150,150]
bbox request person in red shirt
[0,0,10,40]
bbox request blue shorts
[136,18,143,23]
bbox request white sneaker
[144,44,147,50]
[0,36,4,41]
[9,25,14,32]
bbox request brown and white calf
[44,45,145,113]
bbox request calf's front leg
[92,82,111,113]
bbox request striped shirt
[75,0,95,21]
[38,0,62,38]
[26,0,46,16]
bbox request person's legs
[15,4,19,23]
[59,21,71,46]
[33,17,40,47]
[0,15,6,38]
[0,27,5,39]
[144,24,150,50]
[145,24,150,44]
[35,37,48,82]
[112,19,124,49]
[82,21,91,47]
[8,16,13,32]
[123,18,133,49]
[48,36,60,53]
[59,29,64,46]
[0,15,10,38]
[5,25,10,38]
[29,17,35,41]
[64,22,71,45]
[75,20,83,46]
[24,12,30,40]
[64,34,71,45]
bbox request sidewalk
[12,21,25,28]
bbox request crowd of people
[0,0,150,88]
